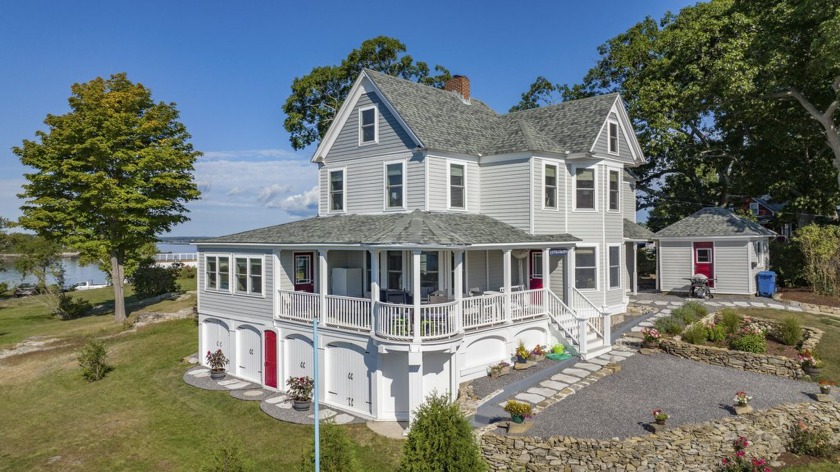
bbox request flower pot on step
[511,414,525,424]
[803,365,821,377]
[210,369,226,380]
[292,400,312,411]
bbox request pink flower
[735,450,745,457]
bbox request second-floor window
[235,256,263,294]
[608,246,620,288]
[330,169,345,211]
[449,163,465,209]
[205,255,230,291]
[359,105,378,144]
[608,121,618,154]
[575,168,596,210]
[609,170,619,211]
[385,162,404,208]
[544,164,557,209]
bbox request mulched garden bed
[778,287,840,308]
[695,336,800,362]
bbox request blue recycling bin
[757,271,776,297]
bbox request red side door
[264,330,277,388]
[529,250,544,289]
[293,252,315,293]
[693,242,715,288]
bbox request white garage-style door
[284,335,314,386]
[203,319,230,367]
[237,325,262,383]
[327,342,372,415]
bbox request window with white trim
[575,247,597,289]
[420,251,439,300]
[329,169,345,211]
[754,241,766,268]
[385,162,404,208]
[532,251,543,279]
[749,202,759,215]
[235,256,263,294]
[387,251,403,289]
[544,164,557,209]
[608,245,620,288]
[609,170,619,211]
[696,248,711,263]
[449,163,465,209]
[608,121,619,154]
[205,255,230,291]
[359,105,378,144]
[575,168,596,210]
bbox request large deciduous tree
[283,36,451,150]
[14,73,201,322]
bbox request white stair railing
[545,290,579,342]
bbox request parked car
[14,283,38,297]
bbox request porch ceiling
[203,210,580,247]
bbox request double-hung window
[385,162,404,208]
[387,251,403,289]
[575,168,596,210]
[420,251,439,299]
[608,170,619,211]
[608,121,619,154]
[449,163,465,209]
[359,105,378,144]
[575,247,597,290]
[235,256,263,294]
[608,246,620,289]
[329,169,345,211]
[205,255,230,291]
[544,164,557,209]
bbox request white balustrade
[571,288,600,319]
[325,294,371,331]
[418,301,458,339]
[278,289,320,323]
[510,289,545,320]
[461,292,505,329]
[546,290,579,341]
[375,301,414,340]
[154,252,198,262]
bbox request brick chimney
[445,75,470,102]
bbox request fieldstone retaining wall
[480,402,840,472]
[659,316,823,379]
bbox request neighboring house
[732,197,791,240]
[655,207,775,296]
[195,70,646,422]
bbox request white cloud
[257,184,292,205]
[200,149,302,161]
[269,186,319,217]
[226,187,244,196]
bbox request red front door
[529,250,544,289]
[293,252,315,293]
[693,242,714,287]
[264,330,277,388]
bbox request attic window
[608,121,619,154]
[359,105,378,145]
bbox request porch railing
[418,301,459,339]
[278,289,320,322]
[571,288,600,319]
[326,294,371,331]
[546,290,578,341]
[375,301,413,341]
[461,292,505,330]
[510,289,546,321]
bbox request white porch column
[503,249,512,324]
[318,249,328,327]
[407,350,423,428]
[370,249,380,336]
[578,318,588,355]
[603,313,612,348]
[412,250,422,343]
[633,243,639,295]
[454,250,464,333]
[542,247,550,312]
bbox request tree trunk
[110,252,126,323]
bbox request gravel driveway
[522,352,815,439]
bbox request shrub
[399,392,486,472]
[55,294,92,320]
[788,419,837,458]
[729,334,767,353]
[297,420,360,472]
[770,239,806,287]
[794,224,840,296]
[203,433,253,472]
[777,316,803,346]
[0,281,8,295]
[131,264,180,299]
[78,340,112,381]
[681,323,707,345]
[719,308,742,334]
[682,301,709,318]
[672,306,700,325]
[706,323,726,342]
[654,315,686,335]
[179,265,197,279]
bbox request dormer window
[449,163,465,209]
[608,121,619,154]
[359,105,378,145]
[329,169,345,212]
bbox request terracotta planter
[210,369,226,380]
[293,399,312,411]
[511,414,525,424]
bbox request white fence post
[578,318,588,355]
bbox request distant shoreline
[0,252,81,258]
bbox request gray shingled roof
[364,69,620,157]
[204,210,580,246]
[624,219,655,240]
[656,207,776,238]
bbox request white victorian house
[195,70,648,422]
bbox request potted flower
[514,340,530,364]
[799,350,824,376]
[489,361,511,379]
[641,328,661,349]
[734,391,752,407]
[819,379,835,394]
[286,376,315,411]
[503,399,534,424]
[652,409,669,425]
[205,349,229,380]
[530,345,546,362]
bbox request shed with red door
[654,207,775,296]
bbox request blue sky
[0,0,694,236]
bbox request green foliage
[719,309,743,334]
[788,420,837,458]
[131,264,180,300]
[297,421,360,472]
[671,306,700,325]
[777,316,803,346]
[12,235,62,291]
[14,73,201,323]
[682,301,709,318]
[728,334,767,354]
[681,323,708,345]
[793,224,840,296]
[283,36,450,150]
[203,433,253,472]
[0,281,8,295]
[654,316,686,335]
[55,294,92,320]
[770,239,807,287]
[78,339,111,381]
[399,392,486,472]
[636,246,656,277]
[706,324,727,343]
